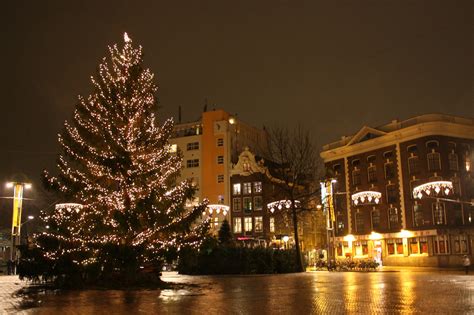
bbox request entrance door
[373,241,383,266]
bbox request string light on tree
[30,33,209,282]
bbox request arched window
[449,152,459,171]
[407,145,419,174]
[427,151,441,171]
[367,165,377,183]
[386,184,398,204]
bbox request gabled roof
[345,126,387,146]
[230,147,266,176]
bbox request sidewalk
[307,265,468,274]
[0,275,29,314]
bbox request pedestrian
[7,260,12,275]
[463,255,471,275]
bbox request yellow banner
[326,181,335,223]
[11,184,23,235]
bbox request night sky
[0,1,472,206]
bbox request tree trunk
[291,204,304,272]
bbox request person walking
[462,255,471,275]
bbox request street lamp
[6,181,32,262]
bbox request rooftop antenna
[203,98,208,112]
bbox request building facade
[171,109,267,233]
[320,114,474,267]
[230,148,326,255]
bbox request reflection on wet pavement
[3,270,474,314]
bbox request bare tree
[264,125,321,272]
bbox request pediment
[346,126,387,146]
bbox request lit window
[217,155,224,164]
[269,217,275,233]
[253,182,262,193]
[466,157,471,172]
[243,197,252,213]
[217,138,224,147]
[254,196,263,210]
[186,142,199,151]
[243,182,252,194]
[233,217,242,233]
[233,198,241,212]
[233,183,241,195]
[186,159,199,168]
[214,217,219,226]
[244,217,252,232]
[217,174,224,183]
[255,216,263,232]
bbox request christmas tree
[217,219,234,247]
[21,33,208,286]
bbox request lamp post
[6,182,32,262]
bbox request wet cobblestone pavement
[2,270,474,314]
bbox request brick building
[230,148,325,254]
[320,114,474,267]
